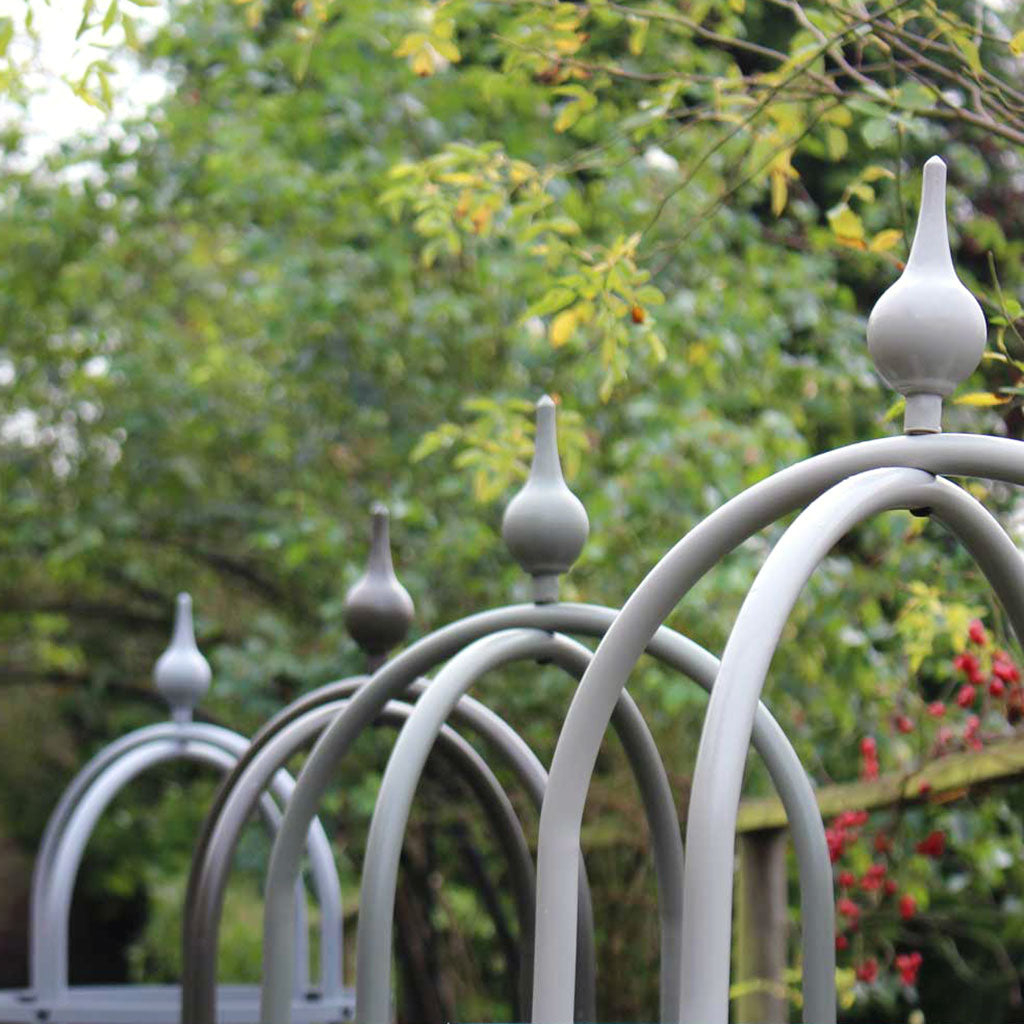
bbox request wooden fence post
[734,828,789,1024]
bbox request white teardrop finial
[501,395,589,603]
[866,155,987,434]
[153,593,212,722]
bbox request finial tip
[502,397,588,602]
[154,591,212,722]
[344,505,414,660]
[866,156,986,434]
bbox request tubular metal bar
[32,739,307,1001]
[679,470,1024,1024]
[181,690,543,1024]
[531,432,1024,1024]
[33,721,254,982]
[256,603,825,1024]
[354,629,681,1024]
[184,676,368,952]
[258,641,612,1024]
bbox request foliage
[4,0,1024,1019]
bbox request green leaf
[861,118,891,149]
[525,287,576,318]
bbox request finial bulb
[344,504,415,661]
[866,155,986,434]
[502,395,589,603]
[153,593,212,723]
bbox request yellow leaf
[553,34,584,54]
[628,16,648,56]
[554,103,579,133]
[411,46,435,76]
[1012,29,1024,55]
[394,32,425,57]
[432,37,460,62]
[770,171,788,216]
[648,332,667,362]
[550,309,578,347]
[828,204,864,242]
[869,228,903,252]
[824,106,852,127]
[861,165,895,183]
[825,125,848,161]
[954,392,1012,406]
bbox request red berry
[956,684,977,708]
[826,825,850,862]
[895,951,923,986]
[899,893,917,919]
[994,658,1021,683]
[835,933,849,951]
[837,897,860,922]
[990,677,1007,698]
[953,651,980,675]
[860,736,877,755]
[895,714,914,734]
[835,810,869,828]
[969,619,987,645]
[855,958,878,983]
[964,713,983,751]
[838,870,855,888]
[884,878,898,895]
[916,830,946,858]
[927,701,946,718]
[873,832,891,853]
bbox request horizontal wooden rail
[737,735,1024,833]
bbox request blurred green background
[5,0,1024,1020]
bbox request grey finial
[866,156,987,434]
[153,593,212,723]
[344,504,415,669]
[501,395,589,603]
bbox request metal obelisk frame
[528,155,1024,1024]
[181,505,570,1024]
[0,595,346,1024]
[254,397,836,1024]
[9,153,1018,1024]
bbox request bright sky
[0,0,170,165]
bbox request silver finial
[153,593,212,723]
[344,504,415,668]
[866,156,987,434]
[501,395,589,603]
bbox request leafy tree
[4,0,1024,1019]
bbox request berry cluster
[829,619,1024,1002]
[831,807,931,991]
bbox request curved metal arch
[257,654,610,1024]
[678,469,1024,1024]
[182,685,557,1024]
[32,721,253,980]
[353,628,682,1024]
[531,432,1024,1024]
[28,725,343,1019]
[33,738,324,1005]
[255,604,832,1024]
